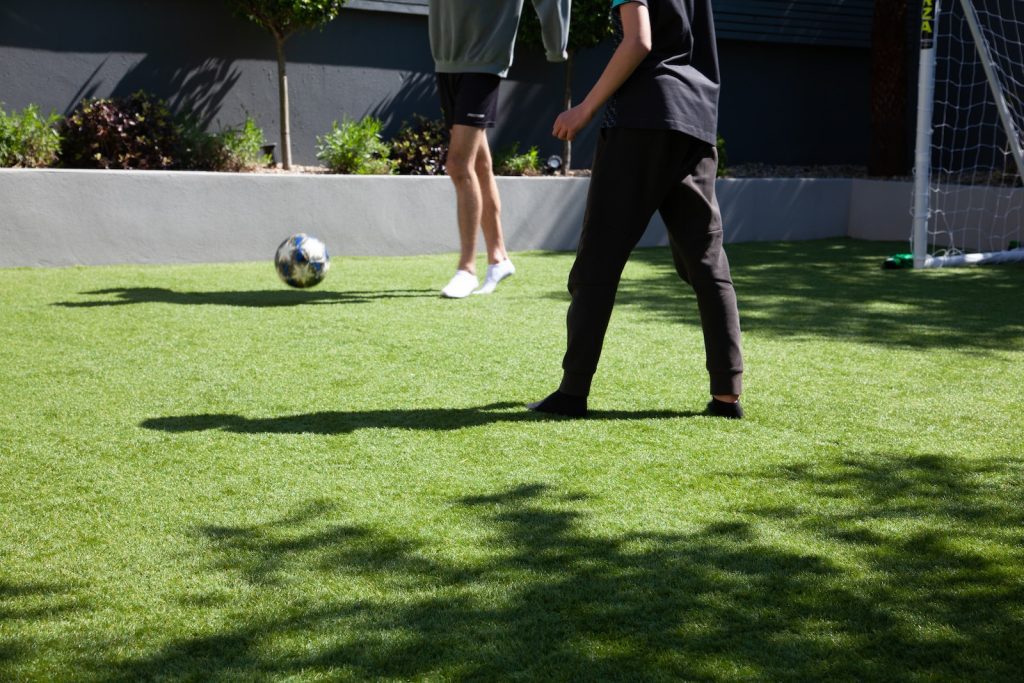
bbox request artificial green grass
[1,239,1022,681]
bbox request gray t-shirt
[603,0,720,145]
[428,0,570,78]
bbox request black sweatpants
[558,127,744,398]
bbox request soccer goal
[911,0,1024,267]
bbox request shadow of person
[140,402,702,435]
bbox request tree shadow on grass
[140,402,701,435]
[54,287,437,308]
[0,579,85,621]
[573,240,1024,351]
[87,453,1023,681]
[735,452,1024,678]
[0,579,88,677]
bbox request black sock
[527,390,588,418]
[706,398,744,419]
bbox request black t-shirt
[603,0,720,145]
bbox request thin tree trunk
[869,0,909,176]
[562,52,574,174]
[275,34,292,170]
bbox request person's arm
[552,1,651,141]
[532,0,571,62]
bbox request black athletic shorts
[436,73,500,129]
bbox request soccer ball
[274,233,330,288]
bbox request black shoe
[706,398,744,419]
[527,390,588,418]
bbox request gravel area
[252,164,332,174]
[727,163,868,179]
[249,163,912,181]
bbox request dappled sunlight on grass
[2,241,1021,680]
[614,239,1024,350]
[67,467,1024,680]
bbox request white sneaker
[441,270,479,298]
[473,259,516,295]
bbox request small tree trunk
[562,52,574,174]
[274,34,292,170]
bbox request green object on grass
[883,252,915,269]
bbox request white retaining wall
[0,169,910,268]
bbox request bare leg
[447,125,487,274]
[473,138,508,265]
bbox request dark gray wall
[0,0,872,168]
[717,41,870,166]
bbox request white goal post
[911,0,1024,267]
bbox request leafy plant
[389,115,448,176]
[58,92,180,170]
[0,103,61,168]
[227,0,348,169]
[316,117,395,175]
[494,142,541,176]
[176,115,272,172]
[175,114,224,171]
[217,117,272,171]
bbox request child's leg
[658,141,744,398]
[559,128,687,397]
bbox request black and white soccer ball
[275,233,330,288]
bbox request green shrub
[177,115,272,172]
[0,104,61,168]
[316,117,395,175]
[175,114,223,171]
[215,117,272,172]
[59,92,180,170]
[389,115,448,176]
[223,117,270,170]
[494,142,541,176]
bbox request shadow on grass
[76,454,1023,681]
[0,579,84,621]
[54,287,437,308]
[0,579,88,676]
[548,239,1024,351]
[140,402,701,434]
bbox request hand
[552,103,594,141]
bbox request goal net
[911,0,1024,267]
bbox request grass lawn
[1,238,1022,681]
